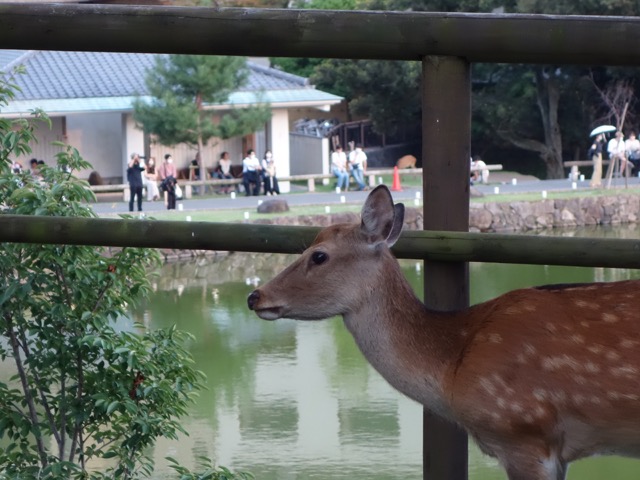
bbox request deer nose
[247,290,260,310]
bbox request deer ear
[386,203,405,247]
[360,185,404,246]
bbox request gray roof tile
[2,50,318,101]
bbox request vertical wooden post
[421,55,471,480]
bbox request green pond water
[135,224,640,479]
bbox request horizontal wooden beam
[2,215,640,268]
[2,4,640,65]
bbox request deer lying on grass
[247,185,640,480]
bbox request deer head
[247,185,405,321]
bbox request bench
[88,165,504,200]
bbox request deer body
[396,154,417,169]
[247,185,640,480]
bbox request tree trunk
[535,67,564,179]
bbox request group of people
[330,144,368,191]
[127,149,282,210]
[241,149,280,196]
[127,153,179,212]
[588,130,640,188]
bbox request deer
[247,184,640,480]
[396,154,417,169]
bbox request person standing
[331,145,349,191]
[158,153,178,208]
[242,149,261,196]
[127,153,145,212]
[589,134,605,188]
[348,144,367,191]
[144,156,160,201]
[261,150,280,196]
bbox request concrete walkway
[89,172,640,216]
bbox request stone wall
[469,194,640,232]
[141,193,640,262]
[256,194,640,233]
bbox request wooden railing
[4,5,640,480]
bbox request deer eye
[311,251,328,265]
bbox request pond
[139,225,640,479]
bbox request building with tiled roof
[1,50,343,187]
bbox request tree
[133,55,271,180]
[0,71,206,479]
[591,75,636,131]
[311,59,421,137]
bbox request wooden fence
[3,5,640,479]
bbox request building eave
[1,90,344,118]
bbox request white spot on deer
[575,375,587,385]
[546,323,557,333]
[570,334,585,344]
[587,345,603,355]
[603,313,619,324]
[524,343,537,356]
[535,405,547,418]
[575,299,599,309]
[523,304,537,312]
[488,333,502,344]
[605,350,621,362]
[610,365,638,378]
[523,413,535,423]
[585,362,601,374]
[590,396,602,405]
[542,355,580,372]
[573,394,585,406]
[492,374,515,395]
[533,388,547,401]
[620,339,638,348]
[580,321,590,328]
[497,398,507,409]
[480,377,496,395]
[510,402,524,413]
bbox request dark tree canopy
[270,0,640,178]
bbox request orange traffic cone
[391,166,402,191]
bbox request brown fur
[248,185,640,480]
[396,154,417,169]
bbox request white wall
[66,112,123,181]
[270,108,290,193]
[122,113,145,179]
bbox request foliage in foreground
[0,72,216,479]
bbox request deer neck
[342,255,463,420]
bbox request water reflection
[141,226,640,479]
